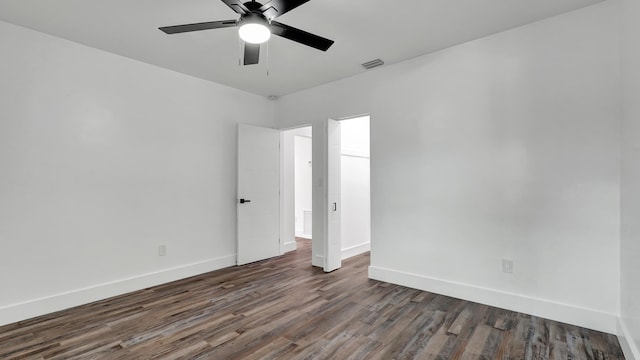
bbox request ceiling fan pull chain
[238,37,242,66]
[266,40,270,77]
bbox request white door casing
[325,119,342,272]
[237,124,280,266]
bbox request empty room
[1,0,639,359]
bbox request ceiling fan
[159,0,334,65]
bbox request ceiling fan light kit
[159,0,334,65]
[238,13,271,44]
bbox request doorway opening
[281,126,313,260]
[281,115,371,272]
[338,115,371,260]
[324,115,371,272]
[294,131,313,240]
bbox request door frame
[279,125,313,257]
[324,118,342,272]
[279,113,371,271]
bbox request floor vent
[362,59,384,70]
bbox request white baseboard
[368,265,618,334]
[0,254,236,327]
[618,318,640,360]
[283,241,297,253]
[313,254,324,268]
[342,242,370,260]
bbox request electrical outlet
[158,245,166,256]
[502,258,513,274]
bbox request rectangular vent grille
[362,59,384,70]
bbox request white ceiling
[0,0,602,97]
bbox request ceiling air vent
[362,59,384,70]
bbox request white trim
[618,318,640,360]
[368,265,618,334]
[0,255,236,327]
[341,148,370,158]
[279,130,287,256]
[335,113,371,121]
[342,242,371,260]
[313,254,325,268]
[283,241,297,253]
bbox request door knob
[240,199,251,204]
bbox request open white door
[237,124,280,265]
[325,119,342,272]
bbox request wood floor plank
[460,324,493,360]
[0,239,626,359]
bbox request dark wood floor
[0,239,624,359]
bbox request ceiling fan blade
[221,0,250,15]
[244,43,260,65]
[259,0,311,18]
[271,21,334,51]
[159,20,237,34]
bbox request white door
[325,119,342,272]
[237,124,280,265]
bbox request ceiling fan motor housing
[239,12,271,28]
[244,1,278,20]
[244,1,263,11]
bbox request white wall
[620,0,640,357]
[276,2,620,333]
[294,135,312,238]
[0,20,275,325]
[340,116,371,259]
